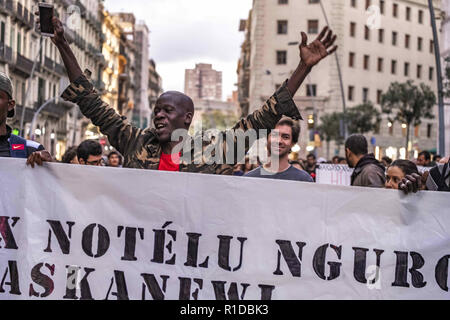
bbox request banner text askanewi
[0,217,449,300]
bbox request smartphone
[38,3,54,37]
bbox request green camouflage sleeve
[61,75,142,157]
[222,80,303,164]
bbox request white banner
[316,164,354,186]
[0,158,449,300]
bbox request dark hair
[345,134,368,156]
[77,140,102,162]
[275,117,301,144]
[419,151,431,161]
[433,155,442,162]
[61,146,78,164]
[307,153,316,160]
[108,151,123,166]
[390,160,419,176]
[382,156,393,166]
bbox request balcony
[0,42,13,63]
[0,0,13,13]
[14,105,34,123]
[44,57,55,71]
[54,63,66,76]
[12,52,33,78]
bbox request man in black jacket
[0,72,52,167]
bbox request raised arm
[36,13,141,156]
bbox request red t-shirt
[158,153,181,172]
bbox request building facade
[148,58,162,113]
[185,63,223,101]
[1,0,105,159]
[239,0,441,160]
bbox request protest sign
[0,158,449,300]
[316,164,354,186]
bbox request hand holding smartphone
[38,2,55,37]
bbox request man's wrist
[298,60,312,73]
[55,39,70,50]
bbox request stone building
[238,0,441,160]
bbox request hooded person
[345,134,386,188]
[0,72,52,166]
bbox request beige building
[185,63,223,101]
[2,0,104,159]
[148,58,163,112]
[239,0,441,160]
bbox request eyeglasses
[85,159,103,166]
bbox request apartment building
[185,63,223,101]
[239,0,441,160]
[1,0,104,159]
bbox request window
[308,20,319,34]
[349,52,355,67]
[419,10,423,24]
[307,84,317,97]
[278,0,288,4]
[418,37,423,51]
[308,0,319,3]
[417,64,422,79]
[351,0,356,8]
[0,22,5,43]
[377,58,384,72]
[348,86,354,101]
[404,62,410,77]
[350,22,356,37]
[276,50,287,64]
[363,88,369,103]
[391,60,397,74]
[363,55,370,70]
[17,31,21,54]
[429,67,434,81]
[430,40,434,54]
[277,20,288,34]
[415,125,420,138]
[405,34,410,48]
[427,124,432,138]
[364,26,370,40]
[380,0,385,14]
[406,7,411,21]
[365,0,371,9]
[392,32,398,46]
[393,3,398,17]
[377,90,383,104]
[378,29,384,43]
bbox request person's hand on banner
[27,151,53,168]
[399,173,422,194]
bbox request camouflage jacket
[61,75,302,175]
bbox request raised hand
[35,11,67,46]
[399,173,422,195]
[300,26,338,68]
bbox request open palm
[300,27,338,68]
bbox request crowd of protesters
[1,14,448,194]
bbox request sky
[105,0,253,100]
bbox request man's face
[153,95,191,144]
[268,125,293,158]
[0,91,15,126]
[109,154,120,167]
[80,154,103,166]
[307,156,316,166]
[417,155,429,167]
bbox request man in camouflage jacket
[41,14,337,174]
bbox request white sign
[316,164,354,186]
[0,158,449,300]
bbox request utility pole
[428,0,446,156]
[319,0,348,140]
